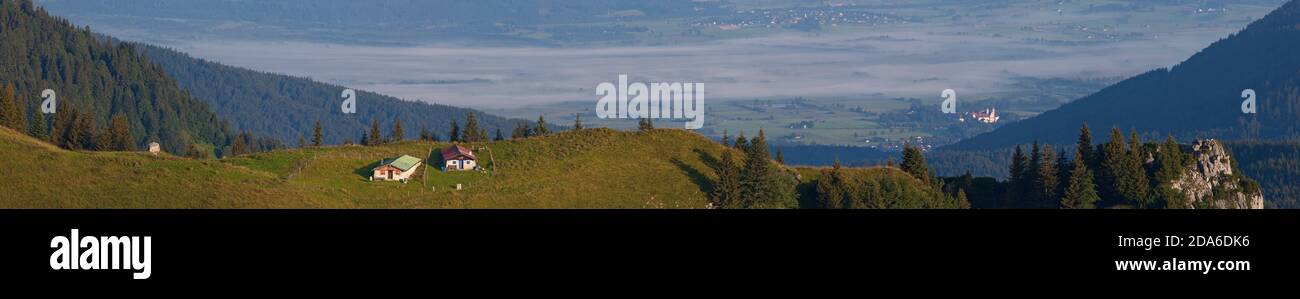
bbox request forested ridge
[137,43,531,146]
[946,124,1261,209]
[0,0,230,155]
[950,0,1300,149]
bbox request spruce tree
[957,189,972,210]
[1120,129,1150,207]
[1006,145,1029,208]
[1055,148,1071,201]
[711,150,744,209]
[1098,127,1127,204]
[1027,141,1043,206]
[535,115,550,135]
[49,106,66,144]
[29,109,47,140]
[0,84,23,130]
[573,114,583,130]
[1062,148,1100,209]
[312,119,323,147]
[1036,144,1059,208]
[72,109,95,151]
[109,114,133,151]
[494,128,505,141]
[1154,135,1187,208]
[448,120,461,142]
[1077,123,1096,168]
[392,119,404,142]
[56,106,78,149]
[419,124,431,141]
[900,143,930,183]
[463,112,486,141]
[734,132,748,152]
[387,118,403,141]
[92,123,111,151]
[368,119,383,145]
[231,133,248,156]
[298,136,306,149]
[775,148,785,165]
[740,129,774,207]
[816,160,846,209]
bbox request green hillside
[0,125,949,208]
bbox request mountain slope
[136,44,530,146]
[0,0,230,154]
[0,125,947,208]
[949,0,1300,149]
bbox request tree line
[708,129,800,209]
[949,123,1260,209]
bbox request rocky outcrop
[1170,140,1264,209]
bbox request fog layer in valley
[170,28,1228,109]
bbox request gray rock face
[1171,140,1264,209]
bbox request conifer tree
[368,119,383,145]
[495,128,505,141]
[1098,127,1127,203]
[900,143,930,183]
[448,120,461,142]
[734,132,748,152]
[1006,145,1029,208]
[49,107,67,144]
[816,159,846,209]
[387,118,403,141]
[957,189,972,209]
[231,133,249,156]
[711,150,744,209]
[298,135,306,149]
[92,123,111,151]
[71,108,94,150]
[721,130,730,147]
[1077,123,1096,168]
[740,129,774,207]
[56,106,78,149]
[535,115,550,135]
[1119,129,1151,206]
[463,112,486,141]
[312,119,323,147]
[1036,144,1059,208]
[573,114,583,130]
[775,148,785,165]
[391,119,404,142]
[1154,135,1187,208]
[1028,141,1043,204]
[29,109,47,140]
[1062,148,1100,209]
[109,114,134,151]
[1055,148,1071,200]
[0,84,23,130]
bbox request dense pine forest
[136,43,534,146]
[0,0,234,156]
[1225,140,1300,208]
